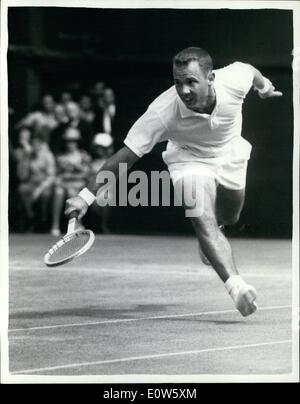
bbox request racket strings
[47,232,91,264]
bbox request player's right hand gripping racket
[44,211,95,267]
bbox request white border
[3,0,300,10]
[1,0,299,384]
[292,0,300,385]
[0,0,10,387]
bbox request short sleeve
[215,62,254,97]
[124,109,168,157]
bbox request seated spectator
[93,88,116,136]
[90,133,114,171]
[15,94,58,144]
[50,101,93,154]
[79,95,95,124]
[89,133,114,234]
[9,125,31,232]
[90,81,106,104]
[12,126,32,159]
[16,132,56,232]
[54,104,69,126]
[50,127,91,236]
[10,126,32,206]
[59,91,73,106]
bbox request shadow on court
[10,304,170,320]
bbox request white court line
[11,339,292,374]
[8,304,291,333]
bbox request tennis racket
[44,211,95,267]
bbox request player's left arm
[248,64,283,99]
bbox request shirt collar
[177,97,209,119]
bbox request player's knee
[221,212,240,226]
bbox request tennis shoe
[234,284,257,317]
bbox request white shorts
[162,137,252,190]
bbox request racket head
[44,229,95,267]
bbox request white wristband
[78,188,96,206]
[255,77,272,94]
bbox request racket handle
[67,210,78,234]
[68,210,79,220]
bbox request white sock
[225,275,248,302]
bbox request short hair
[173,47,213,75]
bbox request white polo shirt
[124,62,254,159]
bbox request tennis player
[65,47,282,317]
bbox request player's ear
[208,72,215,85]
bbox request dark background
[7,7,294,237]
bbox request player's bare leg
[175,175,257,316]
[216,186,245,226]
[200,186,246,263]
[215,185,257,316]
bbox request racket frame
[44,229,95,267]
[44,213,95,267]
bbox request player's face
[173,61,214,112]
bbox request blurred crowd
[9,82,116,235]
